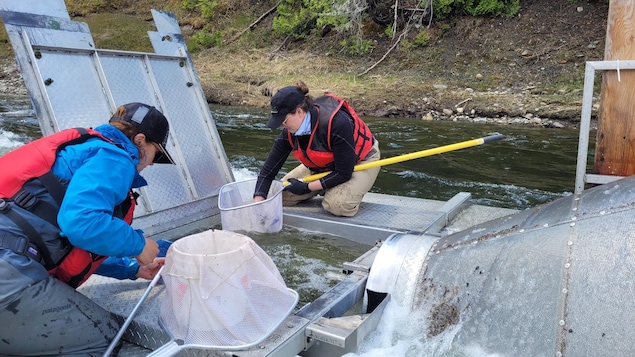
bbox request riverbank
[0,54,598,130]
[0,0,607,130]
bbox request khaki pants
[282,139,381,217]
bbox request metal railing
[574,60,635,194]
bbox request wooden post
[595,0,635,176]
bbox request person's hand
[254,196,265,203]
[284,178,311,195]
[136,238,159,265]
[136,257,165,280]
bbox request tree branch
[226,2,281,45]
[269,16,316,60]
[359,29,408,76]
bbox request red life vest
[0,127,137,288]
[288,94,374,171]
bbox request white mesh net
[159,229,298,349]
[218,179,284,233]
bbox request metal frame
[575,60,635,194]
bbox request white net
[159,229,298,349]
[218,179,284,233]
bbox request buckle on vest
[13,190,38,210]
[0,199,9,213]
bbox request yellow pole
[289,133,503,184]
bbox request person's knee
[323,200,359,217]
[282,190,317,206]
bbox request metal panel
[0,1,234,238]
[417,223,569,356]
[0,0,70,18]
[26,48,113,131]
[99,53,192,212]
[147,57,229,198]
[563,174,635,356]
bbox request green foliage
[431,0,520,19]
[273,0,374,37]
[413,30,430,47]
[384,25,393,38]
[182,0,197,10]
[272,0,315,38]
[310,0,348,29]
[187,30,223,52]
[181,0,218,20]
[200,1,218,19]
[401,30,430,51]
[399,39,413,51]
[339,38,373,55]
[433,0,457,18]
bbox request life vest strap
[12,186,60,230]
[0,199,55,269]
[38,171,65,206]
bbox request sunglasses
[151,142,168,163]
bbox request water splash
[0,129,29,155]
[345,299,507,357]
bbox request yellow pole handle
[285,133,503,185]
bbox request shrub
[431,0,520,19]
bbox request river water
[1,96,594,356]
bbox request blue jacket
[0,123,149,306]
[51,124,149,280]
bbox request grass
[83,13,156,52]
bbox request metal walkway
[284,192,517,245]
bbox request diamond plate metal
[78,275,172,349]
[284,192,449,234]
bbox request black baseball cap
[112,102,176,164]
[267,86,305,129]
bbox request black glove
[284,178,312,195]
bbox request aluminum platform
[283,192,517,245]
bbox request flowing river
[1,98,588,209]
[1,96,594,356]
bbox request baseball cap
[113,102,176,164]
[267,86,305,129]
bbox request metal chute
[367,174,635,356]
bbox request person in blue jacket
[0,102,175,356]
